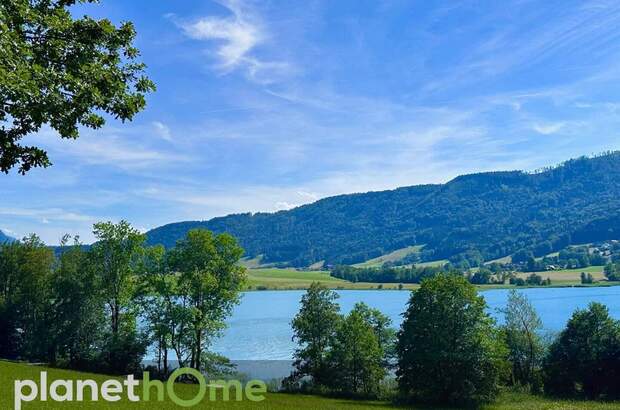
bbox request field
[353,245,424,268]
[243,265,617,291]
[515,265,606,284]
[2,361,620,409]
[245,268,418,290]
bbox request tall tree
[327,303,389,396]
[90,220,145,335]
[167,229,246,371]
[288,282,341,387]
[502,290,545,389]
[50,235,104,368]
[135,244,176,375]
[396,274,508,406]
[0,0,155,173]
[0,235,54,361]
[543,302,620,399]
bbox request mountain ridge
[0,230,14,243]
[146,152,620,267]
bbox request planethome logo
[13,368,267,409]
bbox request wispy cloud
[152,121,173,141]
[0,207,95,223]
[177,0,291,83]
[532,122,566,135]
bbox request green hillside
[146,153,620,267]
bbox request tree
[166,229,246,372]
[90,220,145,336]
[543,302,620,399]
[502,290,545,389]
[580,272,594,284]
[396,274,508,406]
[327,303,387,396]
[135,244,178,376]
[288,282,341,388]
[0,0,155,174]
[0,235,55,361]
[604,262,619,281]
[50,235,104,368]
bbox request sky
[3,0,620,244]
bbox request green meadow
[243,264,616,291]
[2,361,620,410]
[245,268,419,290]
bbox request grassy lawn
[245,268,418,290]
[2,361,620,409]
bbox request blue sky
[3,0,620,244]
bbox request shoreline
[243,281,620,292]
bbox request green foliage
[146,153,620,268]
[0,0,155,173]
[0,234,54,360]
[580,271,594,284]
[166,229,246,371]
[50,235,104,368]
[327,303,388,397]
[288,282,342,388]
[543,302,620,399]
[502,290,545,390]
[396,274,508,406]
[287,287,394,398]
[331,264,453,284]
[90,220,145,335]
[604,262,620,281]
[0,224,245,377]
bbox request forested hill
[146,153,620,267]
[0,230,13,243]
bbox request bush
[97,330,148,375]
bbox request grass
[245,268,418,290]
[515,265,606,284]
[353,245,424,268]
[415,259,449,268]
[239,255,264,269]
[243,265,617,291]
[2,361,620,409]
[486,255,513,265]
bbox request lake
[210,286,620,361]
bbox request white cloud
[178,0,290,83]
[532,122,566,135]
[152,121,173,141]
[297,191,319,201]
[275,201,296,210]
[0,207,95,223]
[59,135,189,169]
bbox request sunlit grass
[2,361,620,409]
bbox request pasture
[1,361,619,409]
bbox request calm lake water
[210,286,620,361]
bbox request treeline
[0,221,245,376]
[330,264,458,284]
[331,264,552,287]
[285,276,620,406]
